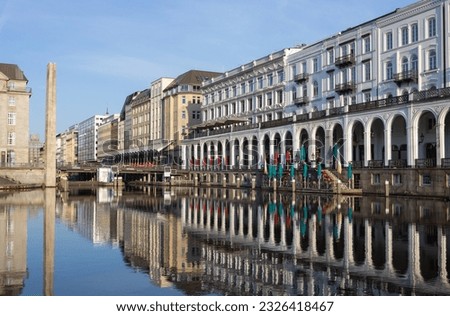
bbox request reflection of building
[54,188,450,295]
[0,191,44,295]
[0,63,31,165]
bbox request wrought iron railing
[415,158,436,168]
[335,54,355,67]
[294,73,309,83]
[389,159,407,168]
[368,160,384,168]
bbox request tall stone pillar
[45,63,57,187]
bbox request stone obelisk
[45,63,57,187]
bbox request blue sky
[0,0,416,138]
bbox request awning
[191,117,249,130]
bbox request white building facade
[182,0,450,174]
[77,115,107,163]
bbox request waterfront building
[182,0,450,194]
[162,70,222,164]
[77,115,107,163]
[184,48,302,169]
[149,77,174,152]
[56,125,79,167]
[0,63,31,166]
[97,113,120,163]
[29,134,43,165]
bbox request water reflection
[1,188,450,295]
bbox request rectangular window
[276,90,283,104]
[386,32,393,50]
[421,174,432,186]
[257,95,263,108]
[364,91,371,103]
[266,92,273,106]
[313,58,319,72]
[7,132,15,145]
[363,61,371,81]
[328,48,334,65]
[240,100,245,113]
[372,173,381,184]
[257,77,263,89]
[267,74,273,86]
[241,83,246,94]
[277,70,284,83]
[182,96,186,104]
[363,36,371,53]
[393,174,402,185]
[232,86,237,96]
[411,23,418,42]
[225,88,229,99]
[429,50,437,70]
[328,72,334,90]
[8,96,15,106]
[248,80,254,92]
[7,113,16,125]
[248,98,253,111]
[401,26,409,46]
[428,17,436,37]
[291,65,297,78]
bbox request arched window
[402,57,409,74]
[386,62,393,80]
[429,50,437,70]
[313,80,319,97]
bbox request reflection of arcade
[181,190,450,295]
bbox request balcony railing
[389,159,407,168]
[261,117,293,129]
[441,158,450,168]
[393,70,418,86]
[335,82,356,94]
[335,54,355,68]
[368,160,384,168]
[415,158,436,168]
[311,110,326,119]
[294,96,309,106]
[294,73,309,83]
[349,94,409,113]
[185,86,450,141]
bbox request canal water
[1,187,449,296]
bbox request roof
[163,69,222,92]
[0,63,28,81]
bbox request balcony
[335,82,356,94]
[294,96,309,106]
[294,73,309,83]
[393,70,418,86]
[335,54,355,68]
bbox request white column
[364,131,371,167]
[384,128,392,167]
[438,226,448,283]
[385,221,394,274]
[325,128,333,168]
[364,219,373,268]
[436,123,445,167]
